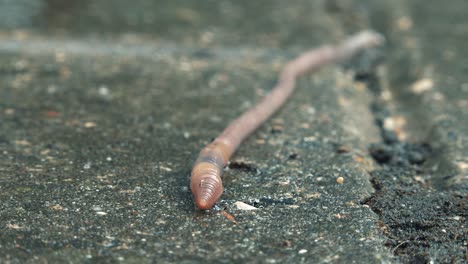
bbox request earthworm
[190,30,384,210]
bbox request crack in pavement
[355,56,467,263]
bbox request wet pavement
[0,1,466,263]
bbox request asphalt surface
[0,1,466,263]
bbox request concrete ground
[0,0,466,263]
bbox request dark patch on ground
[287,152,300,160]
[369,142,432,166]
[357,68,468,263]
[227,160,259,174]
[364,166,466,263]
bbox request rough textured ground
[0,0,466,263]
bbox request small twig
[220,210,238,224]
[190,31,384,210]
[392,240,410,253]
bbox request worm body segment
[190,31,384,210]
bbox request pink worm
[190,31,384,210]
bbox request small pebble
[84,122,96,128]
[410,78,433,94]
[83,162,91,169]
[98,85,110,96]
[336,177,344,184]
[396,16,413,31]
[235,201,257,210]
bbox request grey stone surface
[0,0,466,263]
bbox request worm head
[190,162,224,210]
